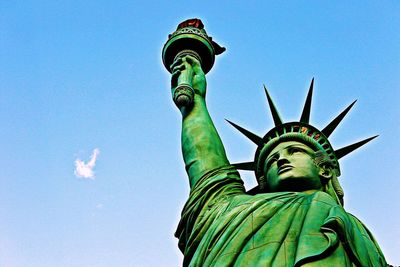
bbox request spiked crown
[228,78,377,187]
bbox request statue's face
[263,141,322,192]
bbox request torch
[162,19,225,108]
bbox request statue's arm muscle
[181,95,230,188]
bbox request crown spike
[322,100,357,137]
[263,85,283,126]
[226,119,263,145]
[232,161,256,171]
[300,78,314,123]
[335,135,378,159]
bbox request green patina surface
[165,19,389,267]
[176,166,386,266]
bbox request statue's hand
[171,55,206,99]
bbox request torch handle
[172,50,202,108]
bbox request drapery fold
[175,165,387,266]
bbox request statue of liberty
[162,19,389,267]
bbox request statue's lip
[278,165,293,174]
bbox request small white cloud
[96,203,103,209]
[74,148,100,179]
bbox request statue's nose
[277,154,290,168]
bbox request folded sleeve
[175,165,245,254]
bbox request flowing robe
[175,166,388,267]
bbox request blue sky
[0,1,399,266]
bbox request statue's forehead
[267,141,314,157]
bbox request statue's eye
[266,156,278,168]
[289,147,305,154]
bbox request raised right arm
[171,55,230,188]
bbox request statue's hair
[313,150,344,205]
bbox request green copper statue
[163,19,389,267]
